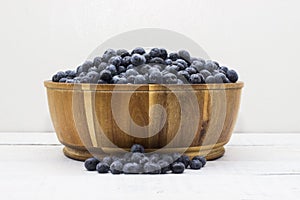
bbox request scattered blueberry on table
[52,47,239,84]
[84,144,207,175]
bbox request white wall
[0,0,299,132]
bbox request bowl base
[63,146,225,161]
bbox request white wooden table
[0,133,299,200]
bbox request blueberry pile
[84,144,207,174]
[52,47,239,84]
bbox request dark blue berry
[81,61,94,72]
[117,49,130,57]
[204,61,218,72]
[178,50,191,63]
[131,54,146,66]
[117,65,126,73]
[102,49,117,62]
[99,70,112,81]
[163,73,178,84]
[93,57,102,67]
[131,47,146,55]
[177,70,190,82]
[149,71,163,84]
[157,160,171,174]
[110,160,123,174]
[226,69,238,83]
[123,163,141,174]
[96,162,110,173]
[192,155,207,166]
[143,162,161,174]
[144,53,151,63]
[168,52,179,61]
[109,56,122,67]
[165,59,173,65]
[171,162,185,174]
[131,152,145,163]
[190,159,203,169]
[66,70,77,78]
[176,59,188,69]
[102,156,113,166]
[106,64,117,76]
[86,71,100,83]
[214,73,227,83]
[52,71,67,82]
[134,75,147,84]
[159,48,168,60]
[130,144,145,153]
[175,155,190,168]
[190,74,204,84]
[199,69,211,79]
[149,48,161,58]
[84,157,100,171]
[205,75,216,83]
[220,66,229,73]
[59,77,67,83]
[191,60,205,72]
[164,65,179,74]
[121,56,132,67]
[185,67,197,75]
[149,57,165,65]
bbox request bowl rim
[44,80,244,91]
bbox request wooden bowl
[44,81,243,161]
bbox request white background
[0,0,299,132]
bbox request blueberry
[226,69,238,83]
[149,71,163,84]
[96,162,110,173]
[177,70,190,82]
[178,50,191,63]
[130,144,145,153]
[131,152,145,163]
[164,65,179,74]
[52,71,67,82]
[84,157,100,171]
[134,75,147,84]
[109,56,122,67]
[98,62,108,72]
[82,60,94,72]
[131,54,146,66]
[148,67,161,74]
[116,77,128,84]
[143,53,151,63]
[121,56,132,67]
[93,57,102,67]
[176,59,188,69]
[88,66,98,73]
[86,71,100,83]
[126,75,136,84]
[204,61,218,72]
[159,48,168,60]
[140,65,152,74]
[149,48,161,58]
[99,69,112,81]
[157,160,171,174]
[171,162,185,174]
[220,66,229,73]
[160,154,173,164]
[80,76,92,83]
[139,156,150,165]
[190,73,204,84]
[190,159,203,169]
[102,49,117,62]
[143,162,161,174]
[205,75,216,83]
[168,52,179,61]
[66,70,76,78]
[165,59,173,65]
[123,163,141,174]
[76,66,83,75]
[175,154,190,168]
[117,65,126,73]
[177,79,184,84]
[78,72,87,77]
[185,67,197,75]
[149,153,160,163]
[102,156,113,166]
[192,155,207,166]
[123,152,133,161]
[214,73,227,83]
[117,49,130,57]
[213,61,220,68]
[126,64,134,70]
[131,47,146,55]
[149,57,165,65]
[66,79,75,83]
[191,60,205,72]
[152,64,163,71]
[110,160,123,174]
[199,69,211,79]
[163,73,178,84]
[106,64,117,76]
